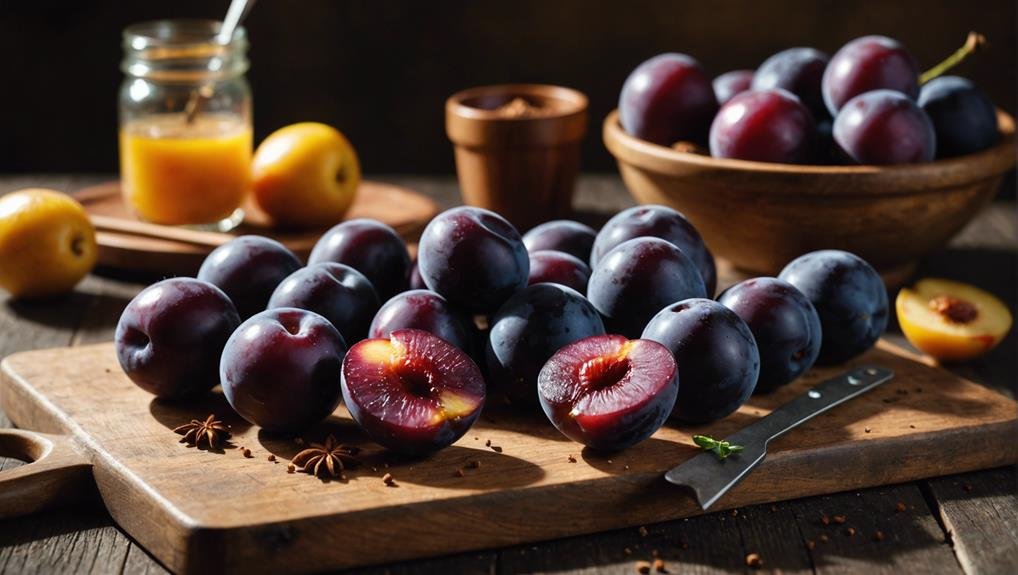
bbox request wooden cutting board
[0,341,1015,573]
[74,181,439,276]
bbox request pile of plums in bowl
[115,206,888,454]
[619,33,999,164]
[603,33,1016,285]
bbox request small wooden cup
[446,84,588,230]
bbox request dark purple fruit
[369,289,476,353]
[713,70,754,106]
[220,308,347,432]
[267,262,380,344]
[590,205,716,295]
[522,220,597,262]
[619,53,718,145]
[642,298,759,423]
[752,47,830,119]
[196,235,301,320]
[528,250,591,292]
[588,237,706,338]
[718,277,822,393]
[308,219,411,300]
[710,89,815,164]
[487,283,605,404]
[418,206,529,314]
[115,278,240,399]
[919,76,999,158]
[779,250,888,365]
[822,35,919,116]
[833,90,935,165]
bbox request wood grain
[74,180,439,276]
[0,340,1014,573]
[925,468,1018,575]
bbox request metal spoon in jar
[184,0,258,123]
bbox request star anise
[173,415,231,449]
[291,435,360,478]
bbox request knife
[665,365,895,510]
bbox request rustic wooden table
[0,175,1014,575]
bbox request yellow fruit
[896,278,1012,362]
[252,122,360,228]
[0,189,98,299]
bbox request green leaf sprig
[693,434,744,460]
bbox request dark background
[1,0,1015,174]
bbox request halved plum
[342,329,485,454]
[538,335,678,451]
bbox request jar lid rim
[123,19,247,50]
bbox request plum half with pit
[718,277,822,393]
[267,262,380,345]
[528,250,591,292]
[197,235,302,320]
[642,298,760,423]
[342,329,485,454]
[308,219,411,300]
[487,283,605,404]
[522,220,597,262]
[588,237,706,338]
[779,250,888,365]
[590,205,716,296]
[115,278,240,399]
[369,289,476,354]
[220,308,347,432]
[418,206,529,314]
[538,335,678,451]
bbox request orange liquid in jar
[120,114,252,225]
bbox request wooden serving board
[74,181,439,276]
[0,341,1015,573]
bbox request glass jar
[119,19,252,231]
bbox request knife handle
[730,366,894,447]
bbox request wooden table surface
[0,174,1015,575]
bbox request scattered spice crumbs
[382,473,397,487]
[490,445,503,453]
[909,424,916,429]
[653,557,667,573]
[638,525,648,537]
[745,552,762,568]
[895,502,907,513]
[242,448,252,458]
[267,454,276,462]
[568,455,577,463]
[864,427,871,433]
[485,439,491,447]
[635,560,651,574]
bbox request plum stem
[920,31,987,85]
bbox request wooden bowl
[603,109,1016,286]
